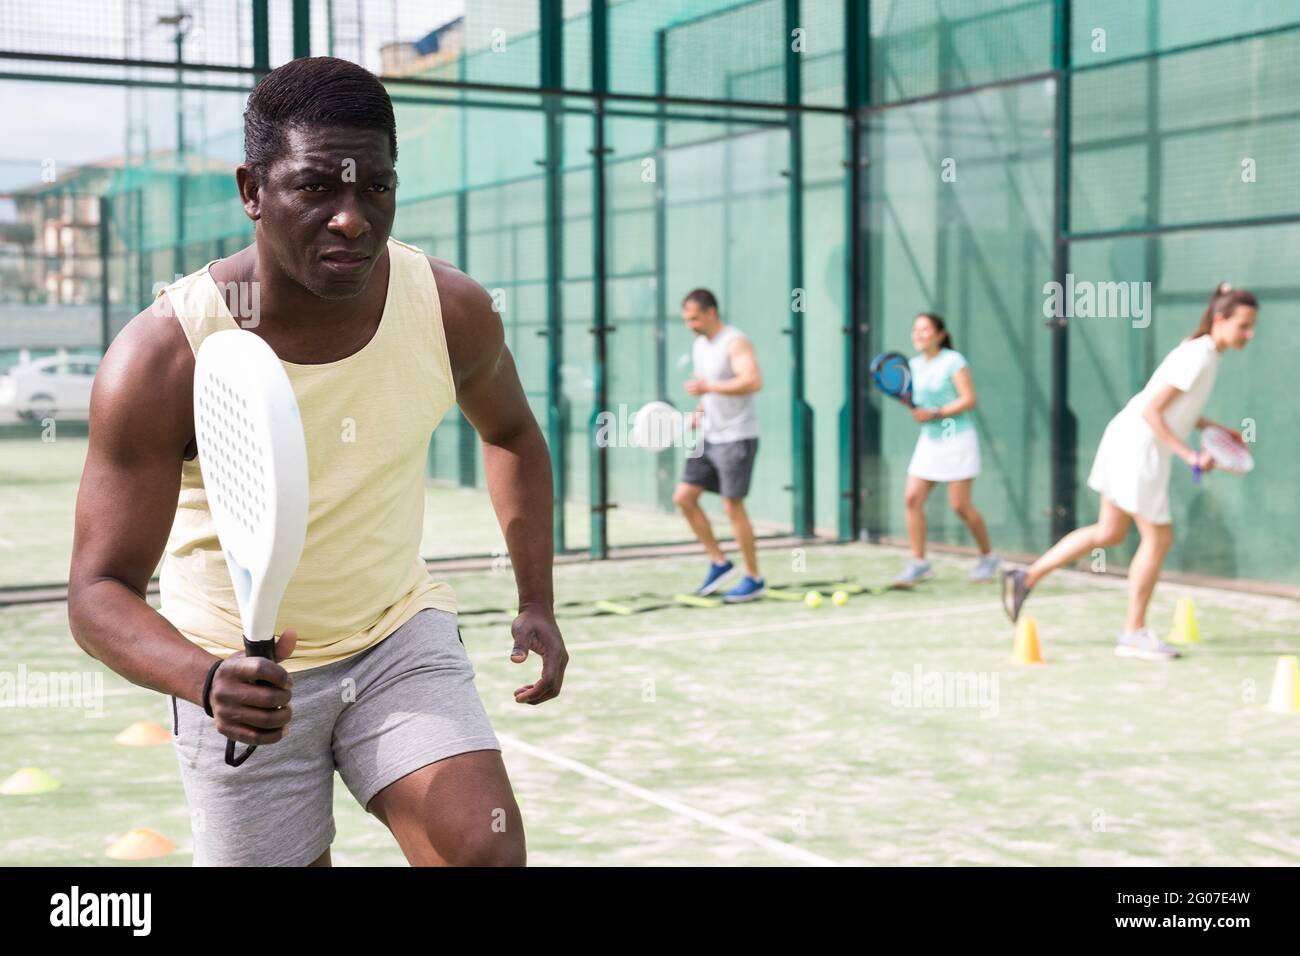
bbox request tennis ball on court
[804,591,823,608]
[831,590,849,607]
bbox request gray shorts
[680,437,759,499]
[169,608,500,866]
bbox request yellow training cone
[114,721,171,747]
[1266,656,1300,715]
[0,767,60,795]
[1167,597,1201,645]
[106,828,176,861]
[1010,616,1045,665]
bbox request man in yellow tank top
[68,57,566,866]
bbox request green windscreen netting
[1,0,1297,588]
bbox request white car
[0,355,101,422]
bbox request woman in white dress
[893,313,1000,586]
[1003,283,1259,660]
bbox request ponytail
[1191,282,1257,339]
[918,312,953,351]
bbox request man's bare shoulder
[426,256,494,314]
[425,255,504,387]
[92,297,195,453]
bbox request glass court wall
[0,0,1295,590]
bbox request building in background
[381,16,465,76]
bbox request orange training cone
[1167,597,1201,645]
[0,767,60,795]
[1266,656,1300,714]
[1010,615,1045,665]
[114,721,171,746]
[106,828,176,860]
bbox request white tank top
[693,325,760,443]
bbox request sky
[0,0,468,192]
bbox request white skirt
[907,428,981,482]
[1087,414,1173,525]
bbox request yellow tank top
[158,237,458,671]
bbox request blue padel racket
[869,351,913,408]
[193,329,309,767]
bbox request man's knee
[673,485,701,509]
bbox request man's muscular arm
[68,301,293,746]
[433,258,567,704]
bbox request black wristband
[201,658,222,718]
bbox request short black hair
[244,56,397,171]
[683,288,719,312]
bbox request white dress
[1087,336,1222,524]
[906,349,981,482]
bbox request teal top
[908,348,973,440]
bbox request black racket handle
[225,637,278,768]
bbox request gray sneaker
[969,553,1001,583]
[893,559,933,587]
[1115,627,1181,661]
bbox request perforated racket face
[193,329,309,641]
[1202,426,1254,474]
[870,352,912,400]
[194,372,270,556]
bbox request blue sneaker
[722,576,766,603]
[696,560,736,595]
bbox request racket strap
[224,638,279,768]
[201,659,222,717]
[226,738,257,768]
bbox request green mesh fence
[1,0,1298,589]
[864,79,1057,555]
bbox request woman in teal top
[893,313,999,586]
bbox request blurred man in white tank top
[673,289,767,602]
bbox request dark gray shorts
[169,608,500,866]
[680,437,759,499]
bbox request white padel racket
[193,329,309,767]
[1192,425,1254,484]
[631,400,684,450]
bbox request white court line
[498,732,840,867]
[557,590,1100,652]
[10,684,836,865]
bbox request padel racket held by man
[1191,424,1254,483]
[631,400,684,450]
[193,329,309,767]
[870,351,913,407]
